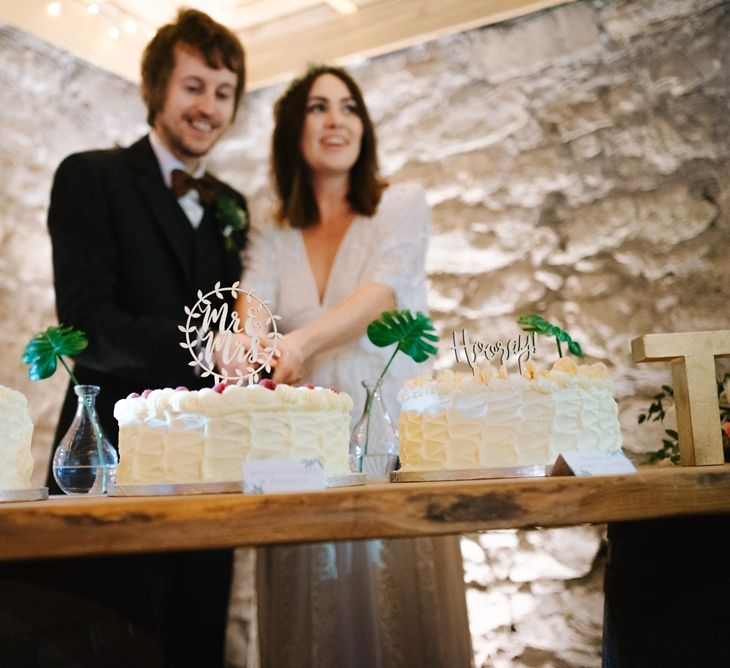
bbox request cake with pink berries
[397,359,622,472]
[113,381,353,485]
[0,384,35,490]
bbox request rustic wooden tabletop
[2,465,729,561]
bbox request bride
[231,64,473,668]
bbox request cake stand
[390,465,551,483]
[109,473,367,496]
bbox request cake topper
[179,282,281,385]
[451,329,537,376]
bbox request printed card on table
[550,450,637,477]
[243,458,326,494]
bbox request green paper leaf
[22,325,87,382]
[518,314,584,359]
[367,310,438,363]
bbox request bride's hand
[271,332,308,385]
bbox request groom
[48,9,247,464]
[42,8,246,666]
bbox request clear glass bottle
[52,385,118,495]
[349,380,399,480]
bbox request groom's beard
[157,112,229,164]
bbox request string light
[325,0,358,14]
[44,1,155,43]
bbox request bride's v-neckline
[299,217,359,306]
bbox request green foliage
[367,310,438,363]
[22,325,87,383]
[718,372,730,423]
[637,385,674,425]
[518,314,583,358]
[641,373,730,465]
[646,428,680,465]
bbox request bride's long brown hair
[271,65,385,229]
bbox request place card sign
[243,458,326,494]
[550,450,637,477]
[451,329,537,375]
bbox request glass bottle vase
[52,385,118,495]
[349,380,399,480]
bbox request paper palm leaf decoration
[22,325,87,384]
[518,314,583,359]
[367,310,439,364]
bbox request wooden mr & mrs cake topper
[179,282,282,386]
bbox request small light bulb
[123,19,137,34]
[47,2,62,16]
[326,0,357,14]
[107,25,119,39]
[87,3,100,14]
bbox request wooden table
[2,465,730,561]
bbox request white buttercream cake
[114,382,353,485]
[0,384,35,490]
[398,358,622,471]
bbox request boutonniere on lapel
[214,195,249,252]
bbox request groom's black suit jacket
[31,135,246,666]
[48,134,246,461]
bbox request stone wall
[1,0,728,665]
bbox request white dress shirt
[149,130,207,229]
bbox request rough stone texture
[1,0,729,666]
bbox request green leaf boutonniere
[215,195,249,252]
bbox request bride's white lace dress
[241,183,473,668]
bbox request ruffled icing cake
[398,359,622,471]
[114,383,353,484]
[0,384,34,490]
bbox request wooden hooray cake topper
[451,329,537,375]
[179,281,281,385]
[451,316,586,376]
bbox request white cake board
[390,465,551,483]
[325,473,367,488]
[109,474,367,496]
[0,487,49,503]
[109,481,241,496]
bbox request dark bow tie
[171,169,218,205]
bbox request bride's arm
[272,283,395,384]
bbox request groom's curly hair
[141,8,246,126]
